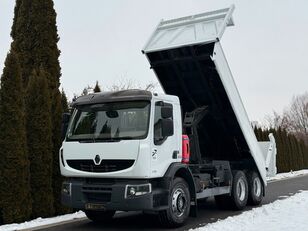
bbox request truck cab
[61,90,183,179]
[61,91,192,221]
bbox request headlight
[62,182,72,196]
[125,183,151,198]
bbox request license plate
[85,203,106,210]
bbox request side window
[154,101,173,145]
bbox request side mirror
[161,118,174,137]
[61,113,71,140]
[161,105,173,119]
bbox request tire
[230,170,248,210]
[247,171,264,206]
[158,177,191,228]
[85,210,115,223]
[215,170,248,210]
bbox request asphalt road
[38,175,308,231]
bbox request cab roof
[72,89,152,107]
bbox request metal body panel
[143,5,234,53]
[258,133,277,177]
[72,90,152,107]
[149,96,183,178]
[196,186,231,199]
[143,6,276,185]
[61,140,151,178]
[60,93,182,179]
[212,43,267,185]
[62,178,168,211]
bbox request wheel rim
[237,177,246,201]
[253,177,262,197]
[171,188,187,217]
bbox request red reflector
[182,135,190,164]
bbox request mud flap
[189,198,198,217]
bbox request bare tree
[284,92,308,142]
[74,78,158,102]
[264,111,289,130]
[108,78,158,92]
[265,92,308,144]
[109,79,135,91]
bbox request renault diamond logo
[94,155,101,165]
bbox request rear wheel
[85,210,115,223]
[215,170,248,210]
[159,177,190,228]
[247,171,263,205]
[230,170,248,210]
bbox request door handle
[172,150,179,159]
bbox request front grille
[85,178,115,185]
[83,186,112,191]
[85,192,111,203]
[82,185,112,203]
[67,159,134,173]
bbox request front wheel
[85,210,115,223]
[159,177,190,228]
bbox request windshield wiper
[78,140,96,143]
[93,136,136,142]
[112,136,135,140]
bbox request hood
[62,140,140,162]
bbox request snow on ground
[192,190,308,231]
[0,211,86,231]
[0,169,307,231]
[267,169,308,182]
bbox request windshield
[66,101,150,142]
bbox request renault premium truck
[60,6,276,227]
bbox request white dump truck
[60,6,276,227]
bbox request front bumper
[61,178,168,211]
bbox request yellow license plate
[85,203,106,210]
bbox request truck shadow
[77,198,245,231]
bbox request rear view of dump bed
[143,6,276,184]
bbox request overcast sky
[1,0,308,121]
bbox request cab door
[150,101,181,178]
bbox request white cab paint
[60,93,182,179]
[149,94,182,178]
